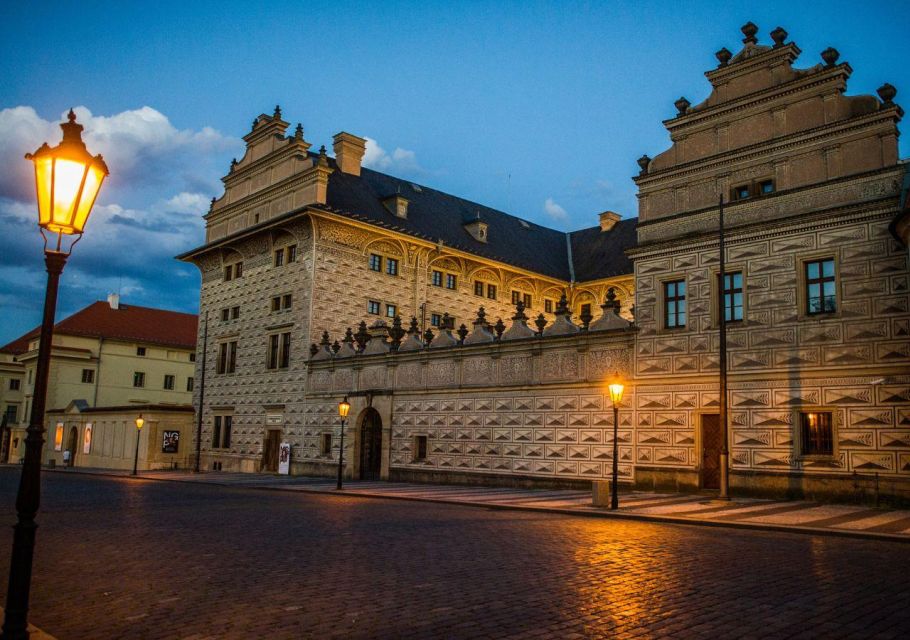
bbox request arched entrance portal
[359,408,382,481]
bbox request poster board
[54,423,64,451]
[82,423,93,454]
[162,430,180,453]
[278,442,291,475]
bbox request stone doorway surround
[348,392,393,481]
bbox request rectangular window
[274,248,284,267]
[474,280,484,296]
[487,284,497,300]
[431,270,442,287]
[759,179,775,195]
[234,262,243,278]
[268,334,279,369]
[431,313,441,327]
[136,346,146,357]
[545,299,553,314]
[321,433,332,456]
[800,412,833,456]
[523,293,532,309]
[212,416,222,448]
[282,294,292,310]
[511,290,520,305]
[218,342,227,374]
[721,271,744,323]
[189,353,196,362]
[280,332,291,369]
[664,279,686,328]
[9,379,20,391]
[271,296,281,312]
[133,372,145,388]
[186,377,194,392]
[415,435,428,461]
[227,341,237,374]
[446,274,457,290]
[369,254,382,272]
[3,405,16,423]
[732,184,751,201]
[222,416,232,448]
[231,306,240,320]
[81,369,94,384]
[367,300,380,315]
[805,259,836,315]
[163,374,175,390]
[224,265,233,281]
[218,341,237,374]
[287,245,297,263]
[386,304,397,318]
[386,258,399,276]
[221,308,230,322]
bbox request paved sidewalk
[38,466,910,542]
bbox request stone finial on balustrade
[363,319,391,355]
[309,343,319,357]
[493,318,506,340]
[354,321,370,352]
[389,315,405,350]
[579,305,594,331]
[502,299,536,341]
[430,313,459,348]
[543,292,580,336]
[589,287,631,332]
[337,327,357,357]
[534,313,548,336]
[331,340,341,355]
[457,324,469,343]
[313,330,335,360]
[423,327,435,346]
[399,317,425,351]
[464,305,495,345]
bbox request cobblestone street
[0,469,908,639]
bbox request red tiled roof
[6,301,198,351]
[0,331,34,355]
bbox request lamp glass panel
[338,401,350,418]
[49,158,87,233]
[34,156,53,228]
[136,417,145,430]
[609,383,624,404]
[72,163,105,233]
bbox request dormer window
[463,218,489,243]
[382,194,410,218]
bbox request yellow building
[1,294,197,465]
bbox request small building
[45,402,195,471]
[1,294,197,465]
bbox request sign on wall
[278,442,291,475]
[162,430,180,453]
[82,423,93,454]
[54,423,64,451]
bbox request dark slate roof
[568,219,638,281]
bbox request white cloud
[543,197,569,222]
[362,136,421,174]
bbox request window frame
[321,433,333,457]
[163,374,175,390]
[663,278,687,330]
[133,371,145,388]
[212,414,233,449]
[474,280,484,297]
[414,434,428,461]
[81,369,94,384]
[367,300,381,315]
[9,379,20,391]
[710,268,745,327]
[430,313,442,327]
[369,253,383,272]
[136,346,146,357]
[386,257,399,276]
[803,257,837,317]
[487,284,497,300]
[431,270,443,287]
[274,248,284,267]
[386,303,397,318]
[186,377,194,392]
[796,409,836,459]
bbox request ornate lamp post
[132,414,145,476]
[2,110,108,640]
[336,397,351,490]
[608,374,625,510]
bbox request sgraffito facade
[181,23,910,501]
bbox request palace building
[179,23,910,501]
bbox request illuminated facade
[182,24,909,501]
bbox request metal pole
[132,427,141,476]
[2,250,67,640]
[718,194,730,500]
[193,311,208,473]
[336,418,345,490]
[611,402,619,510]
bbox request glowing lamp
[608,376,625,406]
[26,110,108,238]
[135,414,145,430]
[338,397,351,419]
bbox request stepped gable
[569,218,638,282]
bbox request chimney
[599,211,622,232]
[332,132,367,176]
[107,293,120,310]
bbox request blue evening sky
[1,1,908,344]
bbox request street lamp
[336,396,350,490]
[2,110,108,640]
[608,374,625,511]
[132,414,145,476]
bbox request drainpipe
[92,337,104,407]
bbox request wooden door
[262,430,280,472]
[359,409,382,481]
[701,414,722,490]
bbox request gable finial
[770,26,788,48]
[273,104,282,119]
[740,21,758,45]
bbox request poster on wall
[82,423,93,454]
[54,423,64,451]
[278,442,291,475]
[162,430,180,453]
